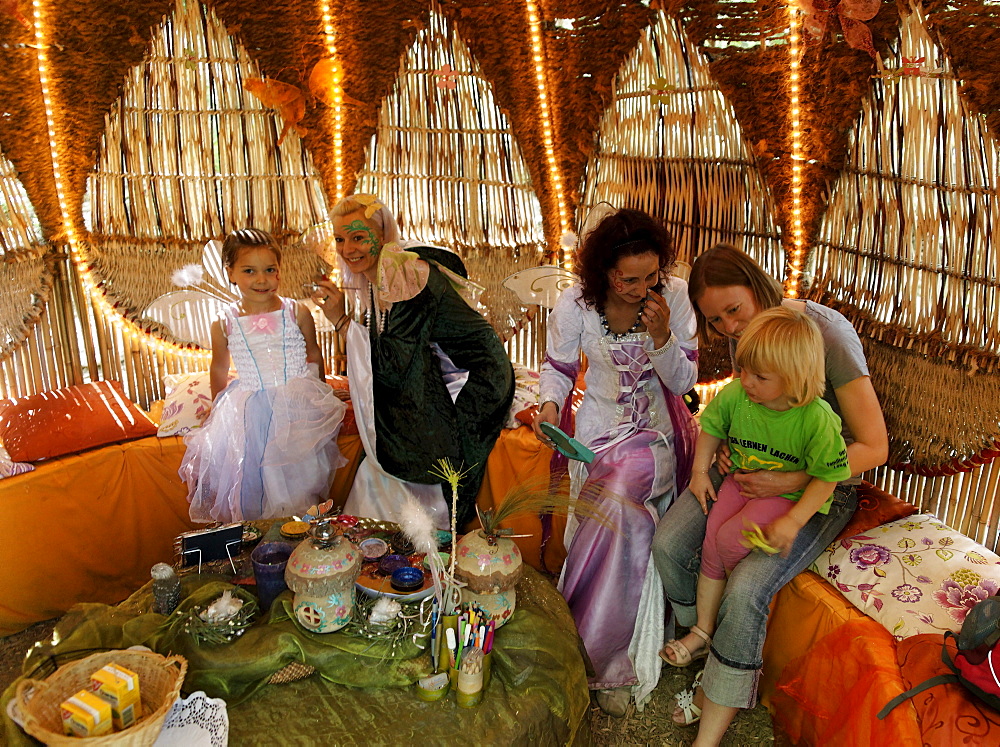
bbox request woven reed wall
[0,1,999,543]
[0,151,51,374]
[355,5,546,340]
[809,8,1000,474]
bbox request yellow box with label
[90,663,142,730]
[60,689,113,737]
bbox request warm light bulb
[523,0,571,255]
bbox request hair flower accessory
[354,194,386,220]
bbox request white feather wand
[398,494,446,611]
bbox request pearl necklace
[365,284,389,335]
[599,297,646,341]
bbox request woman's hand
[312,278,347,324]
[715,443,733,475]
[641,288,673,348]
[531,401,559,448]
[689,471,717,514]
[733,468,809,499]
[762,513,805,557]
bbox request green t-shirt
[699,379,852,511]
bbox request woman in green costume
[313,194,514,529]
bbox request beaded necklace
[365,283,389,335]
[598,297,646,340]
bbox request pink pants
[701,475,794,580]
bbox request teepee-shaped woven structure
[580,11,784,275]
[355,5,545,340]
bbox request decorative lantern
[284,520,362,633]
[453,529,523,628]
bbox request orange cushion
[834,481,919,541]
[0,381,158,462]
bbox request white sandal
[659,624,712,667]
[672,670,704,726]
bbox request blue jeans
[651,470,858,708]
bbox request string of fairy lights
[786,1,806,298]
[31,0,209,360]
[317,0,345,202]
[523,0,572,268]
[27,0,808,356]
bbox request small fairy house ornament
[285,519,361,633]
[454,508,523,628]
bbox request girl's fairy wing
[502,265,578,309]
[144,290,228,348]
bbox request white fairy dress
[181,297,347,522]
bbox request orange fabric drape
[764,572,924,744]
[0,424,551,636]
[475,422,567,575]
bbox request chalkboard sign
[174,523,243,571]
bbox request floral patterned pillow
[505,364,540,429]
[811,513,1000,639]
[157,371,222,437]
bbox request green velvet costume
[367,247,513,528]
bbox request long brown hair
[688,243,783,343]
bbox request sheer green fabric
[369,248,515,528]
[3,568,589,745]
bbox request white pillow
[810,513,1000,639]
[157,371,223,437]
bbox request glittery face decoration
[344,219,380,256]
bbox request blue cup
[251,541,293,611]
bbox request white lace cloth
[153,690,229,746]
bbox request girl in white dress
[181,228,347,522]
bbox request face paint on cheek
[610,270,625,293]
[344,219,381,256]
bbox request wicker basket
[14,650,187,746]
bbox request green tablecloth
[3,566,590,745]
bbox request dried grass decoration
[171,589,258,646]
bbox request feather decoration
[369,597,402,626]
[427,458,475,613]
[478,474,634,542]
[559,231,578,248]
[171,263,205,288]
[398,494,446,609]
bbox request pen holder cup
[438,614,459,673]
[482,651,493,690]
[415,672,450,702]
[456,665,484,708]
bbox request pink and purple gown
[540,278,698,707]
[181,297,347,523]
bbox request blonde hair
[330,194,400,246]
[735,306,825,407]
